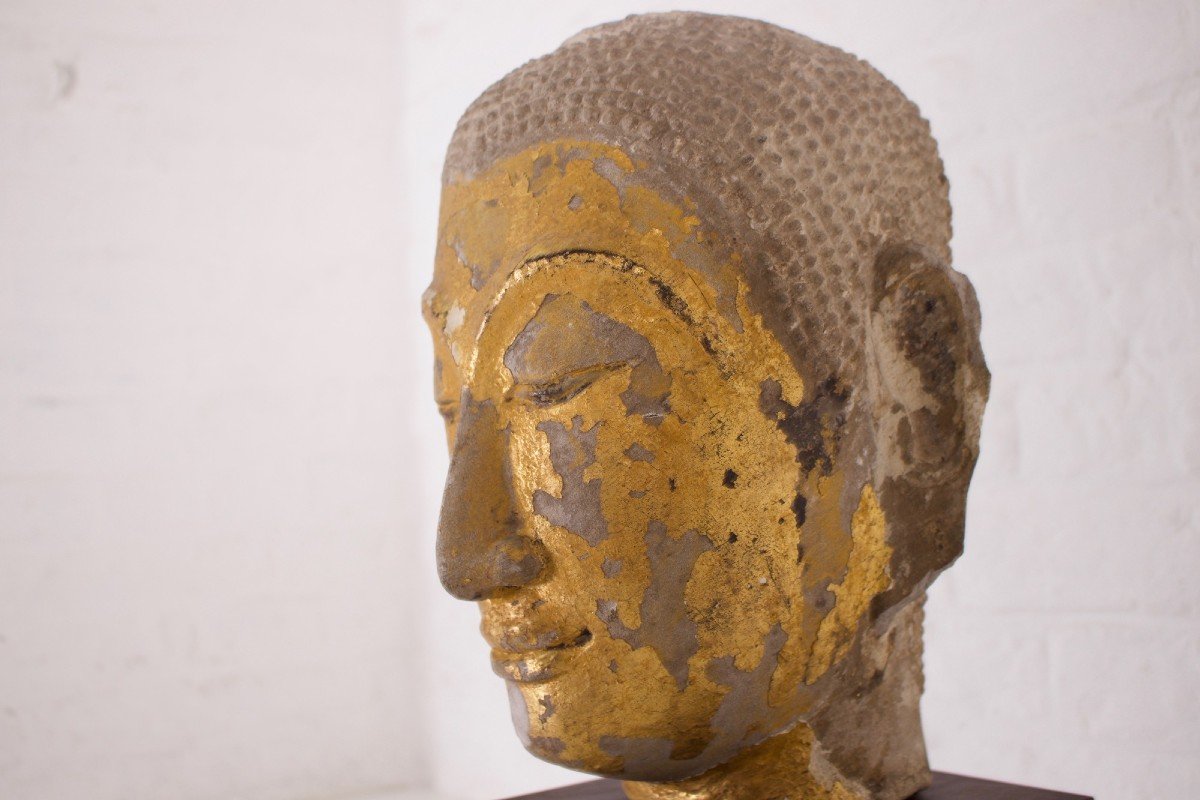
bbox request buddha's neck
[620,723,859,800]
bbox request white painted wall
[2,2,1197,800]
[401,3,1200,800]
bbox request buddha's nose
[436,392,547,601]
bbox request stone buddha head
[423,12,989,800]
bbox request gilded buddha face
[424,142,895,781]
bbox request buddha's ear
[866,244,990,597]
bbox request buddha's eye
[436,397,459,424]
[516,362,625,408]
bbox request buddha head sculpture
[423,12,989,800]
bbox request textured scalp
[445,12,952,387]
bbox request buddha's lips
[489,628,593,682]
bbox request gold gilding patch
[806,485,894,684]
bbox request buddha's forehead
[430,140,743,321]
[427,141,762,382]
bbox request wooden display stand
[501,772,1093,799]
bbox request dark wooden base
[501,771,1093,800]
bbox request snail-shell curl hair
[444,11,953,389]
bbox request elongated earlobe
[868,245,990,606]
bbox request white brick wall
[2,2,1196,800]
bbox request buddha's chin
[520,736,721,783]
[523,735,734,784]
[504,680,739,782]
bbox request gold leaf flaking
[805,485,893,684]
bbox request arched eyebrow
[476,250,734,384]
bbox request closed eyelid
[435,382,470,411]
[436,397,459,419]
[513,361,628,406]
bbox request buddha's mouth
[547,627,593,650]
[490,628,593,683]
